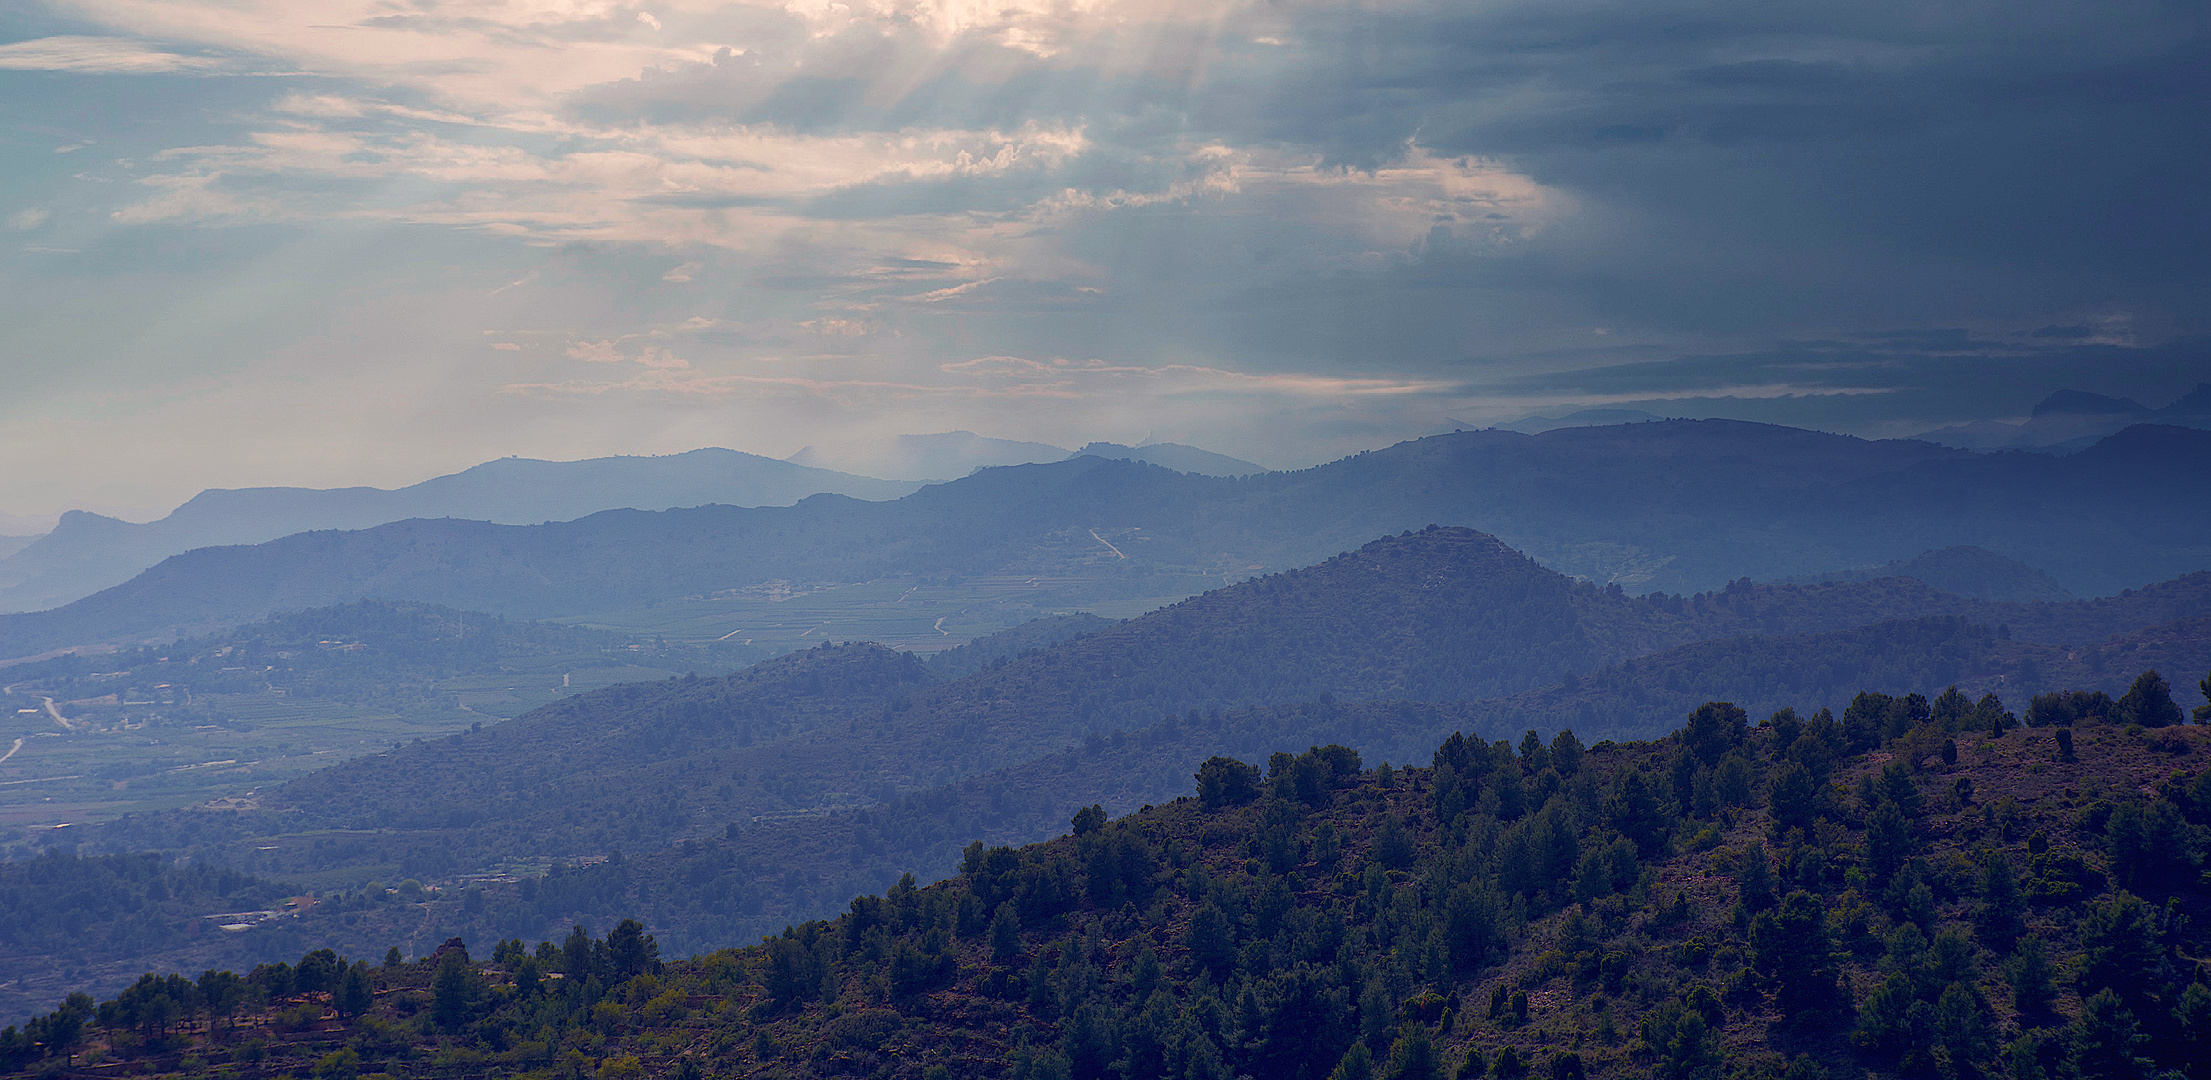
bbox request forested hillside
[31,606,2209,1019]
[59,531,2211,937]
[11,677,2209,1079]
[4,420,2207,660]
[175,614,2204,965]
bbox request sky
[1,0,2207,523]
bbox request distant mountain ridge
[786,431,1071,480]
[787,431,1268,480]
[1914,382,2211,451]
[1068,442,1267,476]
[1783,545,2074,602]
[2,420,2207,661]
[67,526,2211,962]
[1490,407,1668,434]
[0,449,920,615]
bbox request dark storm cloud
[1241,0,2211,297]
[570,0,2211,368]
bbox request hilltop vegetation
[51,526,2183,869]
[44,532,2211,967]
[22,607,2207,1023]
[10,675,2211,1079]
[5,420,2208,659]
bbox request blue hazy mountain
[1066,441,1268,476]
[1914,383,2211,451]
[1490,408,1668,434]
[0,449,920,614]
[785,431,1072,480]
[1783,545,2075,602]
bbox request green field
[0,654,696,832]
[0,579,1210,838]
[555,574,1203,650]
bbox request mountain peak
[2156,381,2211,419]
[2030,388,2149,418]
[1067,441,1267,477]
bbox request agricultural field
[0,603,755,835]
[556,574,1193,652]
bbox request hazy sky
[2,0,2207,521]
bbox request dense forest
[8,672,2209,1079]
[74,529,2211,879]
[22,531,2206,1019]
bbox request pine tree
[1382,1026,1441,1080]
[1976,852,2024,946]
[2068,989,2150,1080]
[429,951,485,1032]
[2115,670,2183,728]
[1329,1043,1375,1080]
[991,902,1023,964]
[2004,938,2056,1018]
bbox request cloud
[936,354,1459,399]
[0,36,228,74]
[6,208,50,231]
[1,0,2206,517]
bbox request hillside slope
[15,680,2210,1079]
[0,449,918,615]
[4,420,2206,659]
[1785,546,2074,603]
[64,530,2211,951]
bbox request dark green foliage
[430,950,486,1031]
[1071,805,1107,836]
[991,902,1024,964]
[1751,891,1837,1018]
[1198,757,1263,810]
[1682,702,1747,766]
[2077,892,2163,1013]
[1382,1026,1442,1080]
[2106,801,2199,892]
[19,676,2211,1080]
[2005,938,2057,1019]
[2116,669,2185,728]
[1330,1042,1376,1080]
[1641,995,1722,1080]
[2028,689,2113,727]
[2069,989,2152,1080]
[1606,767,1671,856]
[0,852,292,1022]
[1977,852,2025,947]
[335,964,372,1017]
[0,994,90,1069]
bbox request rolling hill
[3,420,2207,663]
[57,529,2211,946]
[0,449,919,616]
[14,680,2209,1079]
